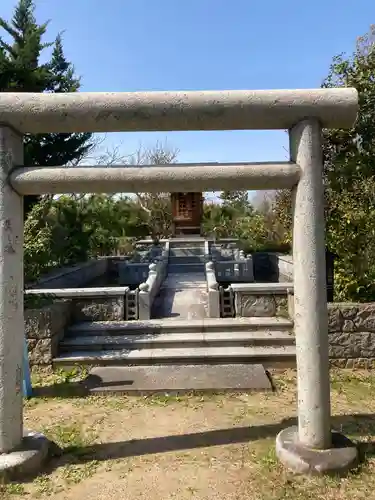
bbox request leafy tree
[220,190,250,212]
[0,0,93,216]
[322,26,375,300]
[274,26,375,301]
[23,193,150,282]
[202,197,287,251]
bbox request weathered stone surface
[72,297,124,321]
[328,307,343,333]
[86,364,272,394]
[327,303,375,364]
[340,306,359,319]
[329,358,347,368]
[287,293,294,319]
[276,297,288,318]
[25,300,71,340]
[328,304,375,368]
[237,292,290,318]
[329,331,375,358]
[342,320,356,332]
[27,336,60,365]
[352,304,375,331]
[330,357,375,369]
[240,295,276,317]
[25,300,70,365]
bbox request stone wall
[24,257,127,365]
[118,262,149,286]
[328,303,375,368]
[25,300,71,365]
[25,294,126,365]
[28,259,108,289]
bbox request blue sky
[2,0,375,192]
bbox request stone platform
[83,364,272,394]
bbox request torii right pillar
[275,119,358,475]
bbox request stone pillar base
[0,430,58,481]
[276,426,358,475]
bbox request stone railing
[204,240,210,261]
[138,258,168,320]
[231,282,294,318]
[205,261,220,318]
[164,240,170,259]
[117,242,169,285]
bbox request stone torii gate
[0,88,358,477]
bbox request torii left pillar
[0,126,51,480]
[0,126,24,453]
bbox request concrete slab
[84,364,272,394]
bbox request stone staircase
[53,317,295,367]
[167,243,206,274]
[53,239,296,370]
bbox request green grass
[4,368,375,500]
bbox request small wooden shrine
[170,192,203,236]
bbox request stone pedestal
[276,427,358,475]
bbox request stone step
[168,259,205,266]
[54,345,296,366]
[167,263,205,269]
[167,264,205,274]
[169,240,205,248]
[60,330,295,351]
[67,317,293,337]
[169,248,205,255]
[168,262,205,268]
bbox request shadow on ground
[33,413,375,478]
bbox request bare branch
[86,139,178,237]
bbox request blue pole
[23,337,32,398]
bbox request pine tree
[0,0,93,216]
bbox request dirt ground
[3,368,375,500]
